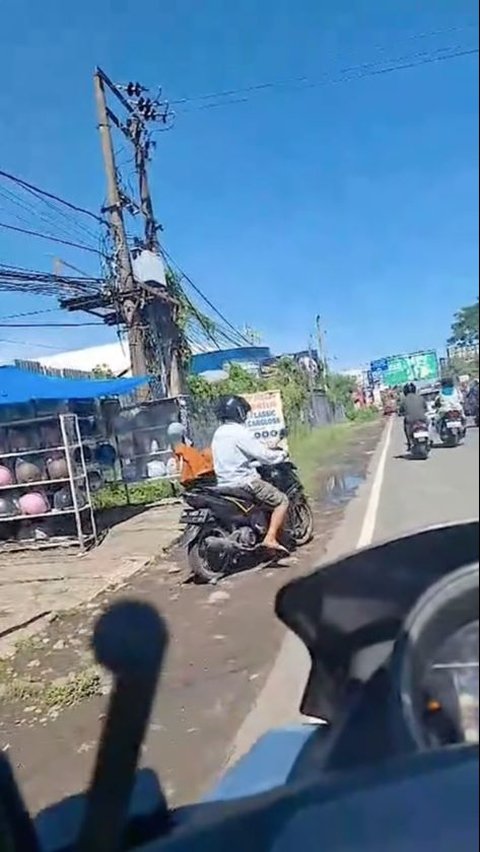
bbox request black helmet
[216,395,251,423]
[403,382,416,395]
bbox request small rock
[77,741,94,754]
[27,659,41,669]
[207,590,230,604]
[47,612,59,624]
[167,564,182,575]
[1,743,10,752]
[213,634,226,641]
[52,640,65,651]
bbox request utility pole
[92,68,184,395]
[315,314,329,391]
[93,70,148,377]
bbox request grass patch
[1,668,102,710]
[93,479,180,510]
[289,418,378,493]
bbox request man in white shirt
[212,395,289,553]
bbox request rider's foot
[263,538,289,554]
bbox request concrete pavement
[228,418,479,761]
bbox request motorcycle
[437,408,466,447]
[3,521,477,851]
[178,460,314,583]
[410,419,431,460]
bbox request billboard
[370,350,439,388]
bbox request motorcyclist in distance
[435,376,465,412]
[399,382,427,450]
[211,395,289,553]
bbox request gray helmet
[167,421,186,442]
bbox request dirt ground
[0,420,382,818]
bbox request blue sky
[0,0,478,368]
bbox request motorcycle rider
[434,376,466,430]
[399,382,428,449]
[211,395,289,553]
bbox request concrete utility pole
[315,314,329,391]
[94,70,148,377]
[93,68,184,394]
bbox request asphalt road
[374,418,479,542]
[230,417,479,760]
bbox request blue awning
[0,366,148,406]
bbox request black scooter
[178,460,313,583]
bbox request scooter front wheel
[290,496,314,546]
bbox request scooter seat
[205,485,255,501]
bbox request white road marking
[356,415,394,549]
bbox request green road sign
[381,350,439,387]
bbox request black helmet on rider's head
[403,382,416,395]
[216,395,251,423]
[441,376,455,389]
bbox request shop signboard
[244,390,287,449]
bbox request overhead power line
[173,45,479,112]
[0,322,104,328]
[0,168,105,224]
[0,221,106,256]
[162,247,252,347]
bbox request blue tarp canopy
[0,366,148,406]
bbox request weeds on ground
[1,668,102,710]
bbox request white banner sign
[244,391,288,449]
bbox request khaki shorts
[247,478,288,509]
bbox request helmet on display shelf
[15,459,44,483]
[94,442,117,467]
[46,456,69,479]
[18,492,50,515]
[74,445,93,465]
[0,465,14,486]
[53,486,87,511]
[0,496,16,517]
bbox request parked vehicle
[410,419,431,459]
[13,522,477,851]
[179,460,313,583]
[438,409,466,447]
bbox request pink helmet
[0,465,14,487]
[19,492,50,515]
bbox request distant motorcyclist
[211,395,289,553]
[434,377,466,429]
[399,383,427,449]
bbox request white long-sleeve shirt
[212,423,286,487]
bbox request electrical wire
[0,168,105,224]
[0,322,104,328]
[162,247,252,347]
[0,336,65,351]
[0,221,107,256]
[173,45,479,113]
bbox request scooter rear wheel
[188,527,230,584]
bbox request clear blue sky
[0,0,478,368]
